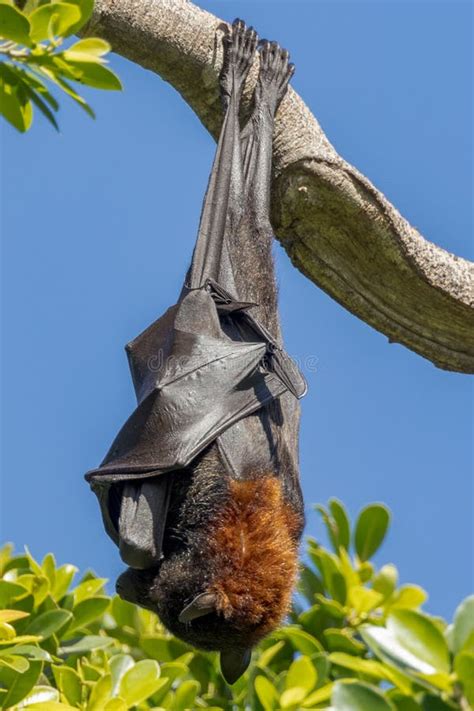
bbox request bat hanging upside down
[85,19,307,684]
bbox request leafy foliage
[0,0,121,132]
[0,501,472,710]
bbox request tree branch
[85,0,474,373]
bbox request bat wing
[86,289,290,484]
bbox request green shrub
[0,0,121,132]
[0,501,472,710]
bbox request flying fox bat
[85,19,307,684]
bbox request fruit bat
[85,19,307,684]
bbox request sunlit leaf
[88,672,112,711]
[109,654,134,696]
[329,498,351,550]
[354,504,391,562]
[373,564,398,599]
[0,654,30,672]
[255,675,279,711]
[119,659,164,706]
[452,595,474,654]
[1,659,42,708]
[63,37,110,62]
[387,610,450,674]
[26,610,72,639]
[58,635,113,655]
[0,609,29,624]
[0,71,32,134]
[29,2,80,42]
[332,681,396,711]
[52,664,82,706]
[0,3,31,44]
[454,651,474,705]
[286,655,317,694]
[389,586,427,611]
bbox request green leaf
[454,651,474,705]
[348,585,384,615]
[119,659,164,706]
[354,504,391,561]
[388,610,450,674]
[64,0,93,34]
[25,609,72,639]
[255,676,279,711]
[52,665,82,706]
[22,703,77,710]
[314,593,346,619]
[286,655,317,694]
[0,654,30,672]
[63,37,110,62]
[361,624,451,693]
[1,659,42,708]
[58,635,113,655]
[72,578,107,605]
[329,499,351,550]
[61,60,122,90]
[29,2,80,42]
[0,581,29,607]
[256,640,286,668]
[298,565,324,603]
[301,682,333,708]
[109,654,134,696]
[69,596,109,631]
[104,700,127,711]
[332,681,396,711]
[20,685,60,705]
[160,661,188,683]
[88,672,112,711]
[328,653,411,694]
[0,3,31,44]
[0,609,29,624]
[41,553,56,589]
[323,628,366,655]
[0,69,33,132]
[174,680,200,709]
[15,574,49,606]
[373,564,398,599]
[15,73,59,130]
[280,686,306,707]
[388,693,422,711]
[275,625,324,655]
[36,66,95,118]
[52,564,78,600]
[452,595,474,654]
[389,586,427,611]
[0,644,51,661]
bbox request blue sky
[1,0,472,622]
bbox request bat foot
[220,19,258,106]
[256,40,295,112]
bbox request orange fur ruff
[207,476,301,644]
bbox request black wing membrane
[85,24,306,568]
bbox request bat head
[116,475,303,683]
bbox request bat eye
[178,592,218,623]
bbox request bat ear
[220,648,252,684]
[178,592,218,623]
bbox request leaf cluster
[0,501,472,710]
[0,0,121,132]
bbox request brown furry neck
[207,476,302,644]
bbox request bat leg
[220,18,258,109]
[117,476,171,569]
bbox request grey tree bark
[85,0,474,373]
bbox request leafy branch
[0,501,473,710]
[0,0,121,132]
